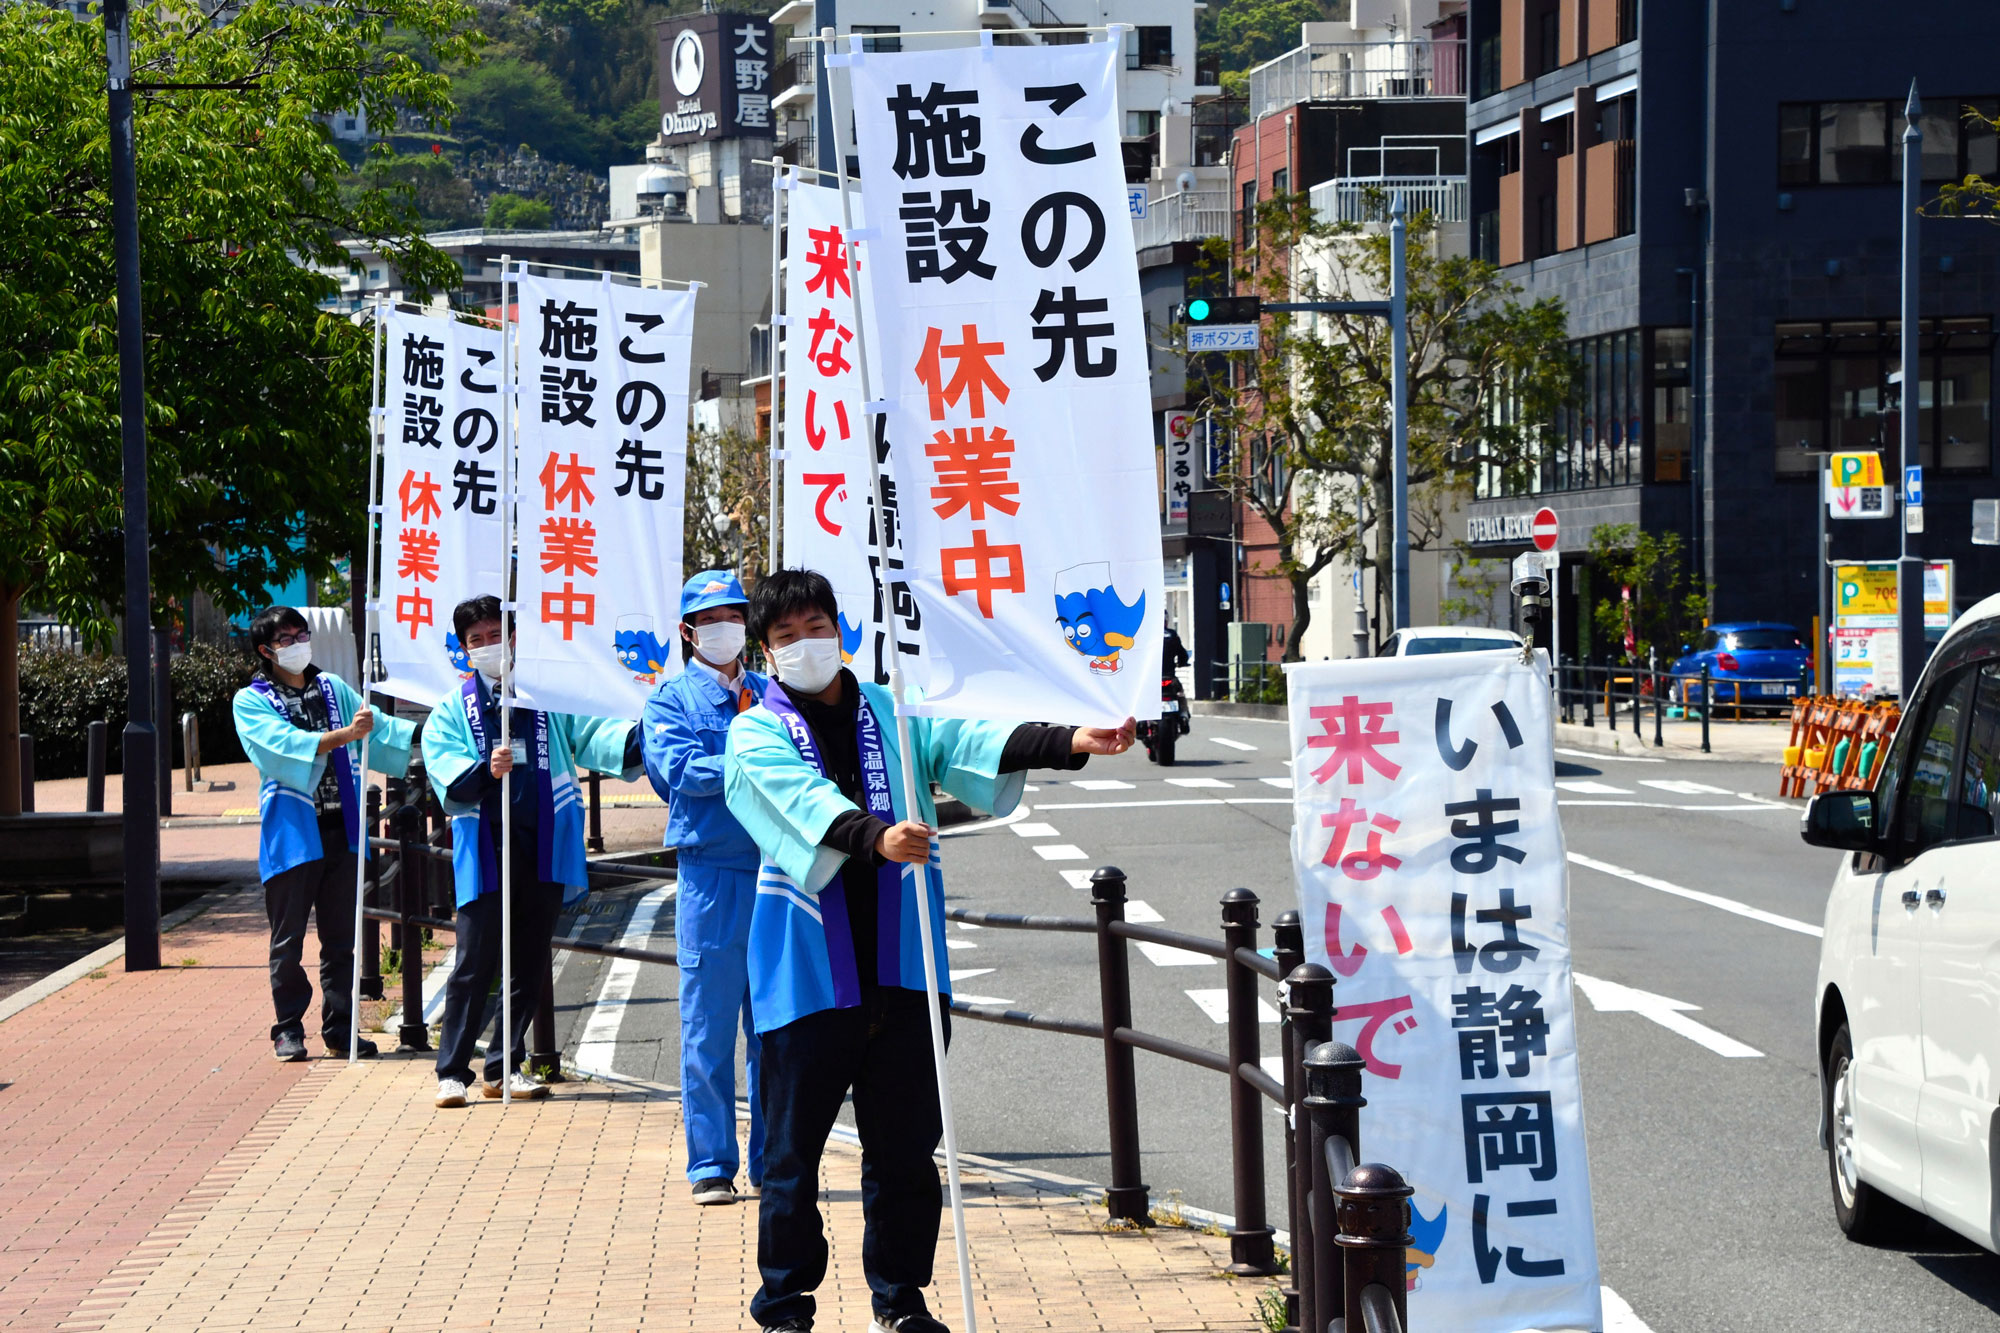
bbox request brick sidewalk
[1,890,1274,1332]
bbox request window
[1958,664,2000,841]
[1128,25,1173,70]
[1772,318,1993,476]
[853,25,901,53]
[1240,180,1258,248]
[1271,167,1289,198]
[1125,110,1161,139]
[1895,669,1973,858]
[1778,98,2000,184]
[1483,328,1648,497]
[1729,628,1805,651]
[1651,328,1691,482]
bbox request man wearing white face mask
[232,606,415,1062]
[640,570,769,1205]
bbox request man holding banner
[723,569,1133,1333]
[424,595,646,1108]
[642,569,769,1206]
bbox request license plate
[1757,683,1786,696]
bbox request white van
[1804,591,2000,1248]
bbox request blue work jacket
[643,662,769,869]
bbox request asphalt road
[531,711,2000,1333]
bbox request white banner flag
[1288,654,1601,1333]
[515,274,695,718]
[847,39,1163,722]
[375,310,507,705]
[780,180,924,684]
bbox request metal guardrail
[1132,189,1230,250]
[1312,175,1468,225]
[1247,39,1466,118]
[1212,658,1287,705]
[1559,658,1812,754]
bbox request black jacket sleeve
[999,723,1087,774]
[820,808,891,864]
[445,760,498,806]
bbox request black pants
[434,835,562,1086]
[264,815,358,1044]
[750,987,950,1328]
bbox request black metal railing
[1211,658,1288,705]
[360,787,1413,1329]
[1557,657,1812,755]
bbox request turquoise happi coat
[722,678,1024,1035]
[424,674,642,908]
[232,670,416,883]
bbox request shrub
[18,642,253,779]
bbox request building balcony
[775,130,817,168]
[1247,39,1466,119]
[1133,189,1230,251]
[1311,175,1469,225]
[981,0,1071,31]
[772,51,814,111]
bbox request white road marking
[1555,779,1632,795]
[573,886,676,1076]
[1573,972,1764,1058]
[1601,1284,1658,1332]
[1568,852,1822,936]
[1031,797,1293,810]
[955,994,1017,1007]
[1554,746,1665,764]
[421,947,457,1024]
[1166,776,1234,789]
[954,922,982,930]
[1123,900,1165,923]
[945,939,976,950]
[1022,784,1040,793]
[1640,778,1735,796]
[1136,941,1217,967]
[1211,736,1258,751]
[1185,989,1280,1024]
[1069,778,1136,791]
[938,805,1030,837]
[1260,776,1293,790]
[948,968,994,983]
[1033,843,1089,861]
[1059,869,1096,890]
[1010,822,1062,838]
[1260,1054,1284,1082]
[1560,800,1793,813]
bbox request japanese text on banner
[780,181,924,684]
[515,274,694,718]
[375,310,506,706]
[1287,655,1602,1333]
[847,38,1163,724]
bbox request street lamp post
[105,0,160,971]
[1896,82,1927,697]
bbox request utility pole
[1897,81,1927,697]
[106,0,160,971]
[1389,194,1411,631]
[814,0,837,177]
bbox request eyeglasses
[273,631,312,648]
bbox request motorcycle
[1138,674,1191,765]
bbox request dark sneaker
[870,1315,949,1333]
[691,1176,736,1206]
[761,1321,812,1332]
[325,1036,379,1059]
[273,1032,309,1062]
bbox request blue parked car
[1669,622,1812,707]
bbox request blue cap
[681,570,749,619]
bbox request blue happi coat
[424,674,642,908]
[232,671,416,883]
[722,678,1023,1034]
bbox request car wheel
[1825,1023,1922,1243]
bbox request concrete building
[1460,0,2000,673]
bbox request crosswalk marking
[1260,776,1292,790]
[573,886,675,1076]
[1070,778,1136,791]
[1010,821,1061,838]
[956,994,1017,1007]
[1185,989,1280,1024]
[1165,777,1233,789]
[1033,843,1089,861]
[1123,900,1164,923]
[1640,778,1735,796]
[1136,941,1216,967]
[1556,779,1632,795]
[1059,869,1096,889]
[945,939,976,950]
[948,968,994,982]
[1211,736,1257,751]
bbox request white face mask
[691,621,746,667]
[271,642,312,675]
[467,644,508,681]
[770,636,843,694]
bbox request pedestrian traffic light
[1178,296,1261,326]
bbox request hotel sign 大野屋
[655,12,774,144]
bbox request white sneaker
[483,1071,549,1100]
[436,1078,469,1109]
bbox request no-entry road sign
[1531,507,1559,552]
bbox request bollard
[86,719,107,812]
[1700,662,1712,753]
[395,802,431,1052]
[1653,657,1665,748]
[1632,665,1642,739]
[586,770,605,853]
[155,627,173,819]
[1305,1039,1367,1330]
[1335,1162,1413,1333]
[359,785,385,1001]
[1284,965,1335,1333]
[1090,866,1149,1224]
[182,711,200,789]
[1221,889,1275,1275]
[1272,911,1304,1333]
[530,952,561,1082]
[1582,665,1593,728]
[18,734,32,813]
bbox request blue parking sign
[1904,465,1923,507]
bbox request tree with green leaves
[0,0,475,813]
[1189,194,1574,660]
[1198,0,1342,94]
[1585,523,1708,666]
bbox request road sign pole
[1389,194,1410,632]
[1897,82,1926,697]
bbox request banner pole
[769,165,787,576]
[824,33,979,1333]
[499,254,515,1106]
[350,297,386,1064]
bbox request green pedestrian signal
[1187,298,1211,322]
[1178,296,1259,325]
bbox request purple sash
[763,679,905,1008]
[462,674,558,888]
[249,672,360,845]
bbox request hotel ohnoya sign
[656,11,774,143]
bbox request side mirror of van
[1802,790,1878,851]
